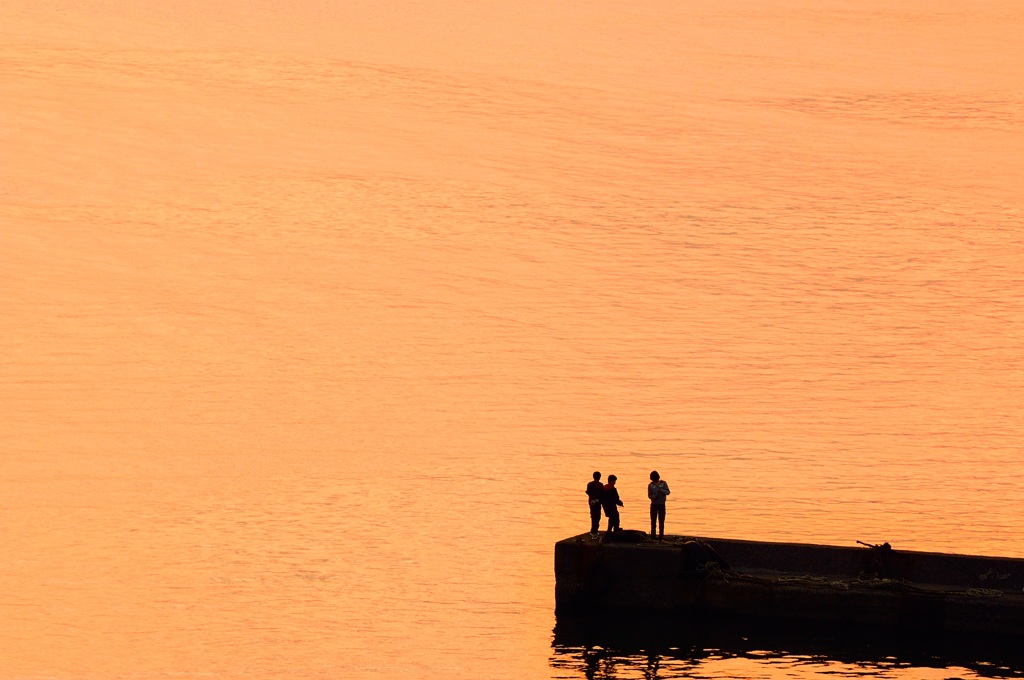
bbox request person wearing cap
[648,470,671,540]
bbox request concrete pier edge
[555,533,1024,635]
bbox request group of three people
[585,470,671,540]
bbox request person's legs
[656,505,666,537]
[590,504,601,535]
[607,509,620,532]
[650,504,657,536]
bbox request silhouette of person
[586,471,604,538]
[648,470,670,539]
[602,475,624,532]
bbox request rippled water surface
[3,2,1023,678]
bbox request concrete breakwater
[554,534,1024,635]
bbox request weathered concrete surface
[554,534,1024,635]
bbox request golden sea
[2,1,1023,677]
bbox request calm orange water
[3,2,1023,678]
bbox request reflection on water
[551,615,1024,679]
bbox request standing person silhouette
[586,471,603,539]
[602,475,624,533]
[648,470,670,539]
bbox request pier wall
[554,534,1024,635]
